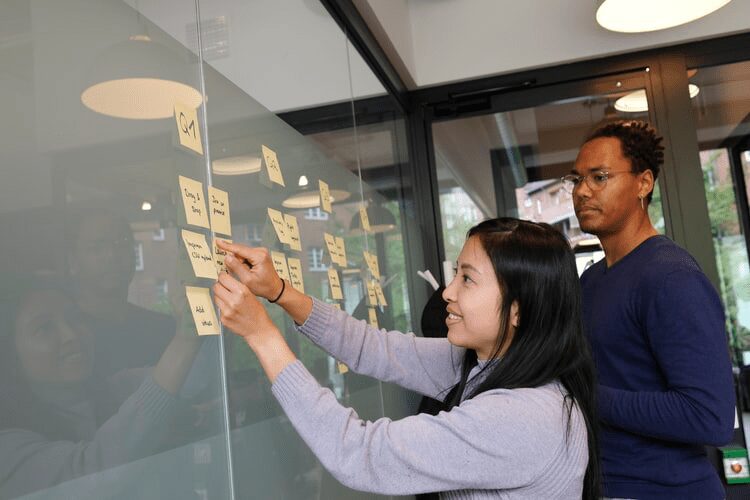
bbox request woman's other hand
[213,272,278,344]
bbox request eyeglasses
[560,170,635,193]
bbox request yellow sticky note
[323,233,338,264]
[287,257,305,293]
[179,176,210,229]
[374,281,388,307]
[336,361,349,374]
[208,187,232,236]
[328,268,343,300]
[182,230,219,279]
[174,102,204,155]
[261,145,285,187]
[284,214,302,251]
[185,286,220,335]
[335,237,347,267]
[359,207,371,232]
[213,237,231,273]
[319,180,332,213]
[271,251,291,281]
[368,307,379,329]
[364,251,381,280]
[267,208,290,245]
[366,280,378,306]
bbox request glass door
[430,71,663,276]
[689,60,750,454]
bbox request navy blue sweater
[581,236,735,500]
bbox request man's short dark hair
[585,120,664,202]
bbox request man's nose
[574,179,592,199]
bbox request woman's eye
[462,274,473,284]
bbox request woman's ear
[510,300,520,328]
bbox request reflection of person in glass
[566,120,735,499]
[66,212,174,379]
[213,218,601,498]
[0,279,201,499]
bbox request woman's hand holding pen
[215,240,283,301]
[214,240,314,326]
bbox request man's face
[572,137,645,237]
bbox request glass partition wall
[0,1,420,499]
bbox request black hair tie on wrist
[268,278,285,303]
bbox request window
[247,223,262,244]
[308,247,327,271]
[304,207,329,221]
[156,279,168,300]
[134,242,144,271]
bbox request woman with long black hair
[214,217,600,499]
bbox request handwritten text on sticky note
[319,180,332,213]
[368,307,379,329]
[208,187,231,236]
[359,207,371,232]
[261,145,285,187]
[271,251,291,281]
[174,102,203,155]
[268,208,290,245]
[284,214,302,251]
[213,238,231,273]
[179,176,210,229]
[287,257,305,294]
[185,286,220,335]
[328,268,343,300]
[182,229,218,279]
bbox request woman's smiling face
[442,235,515,360]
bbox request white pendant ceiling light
[212,155,262,176]
[282,188,351,209]
[349,203,397,234]
[81,35,203,120]
[615,84,700,113]
[596,0,732,33]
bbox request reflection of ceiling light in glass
[614,85,700,113]
[282,189,351,209]
[350,204,397,234]
[212,155,262,175]
[81,35,203,120]
[596,0,732,33]
[141,201,152,211]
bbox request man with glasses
[566,120,735,499]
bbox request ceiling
[355,0,750,89]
